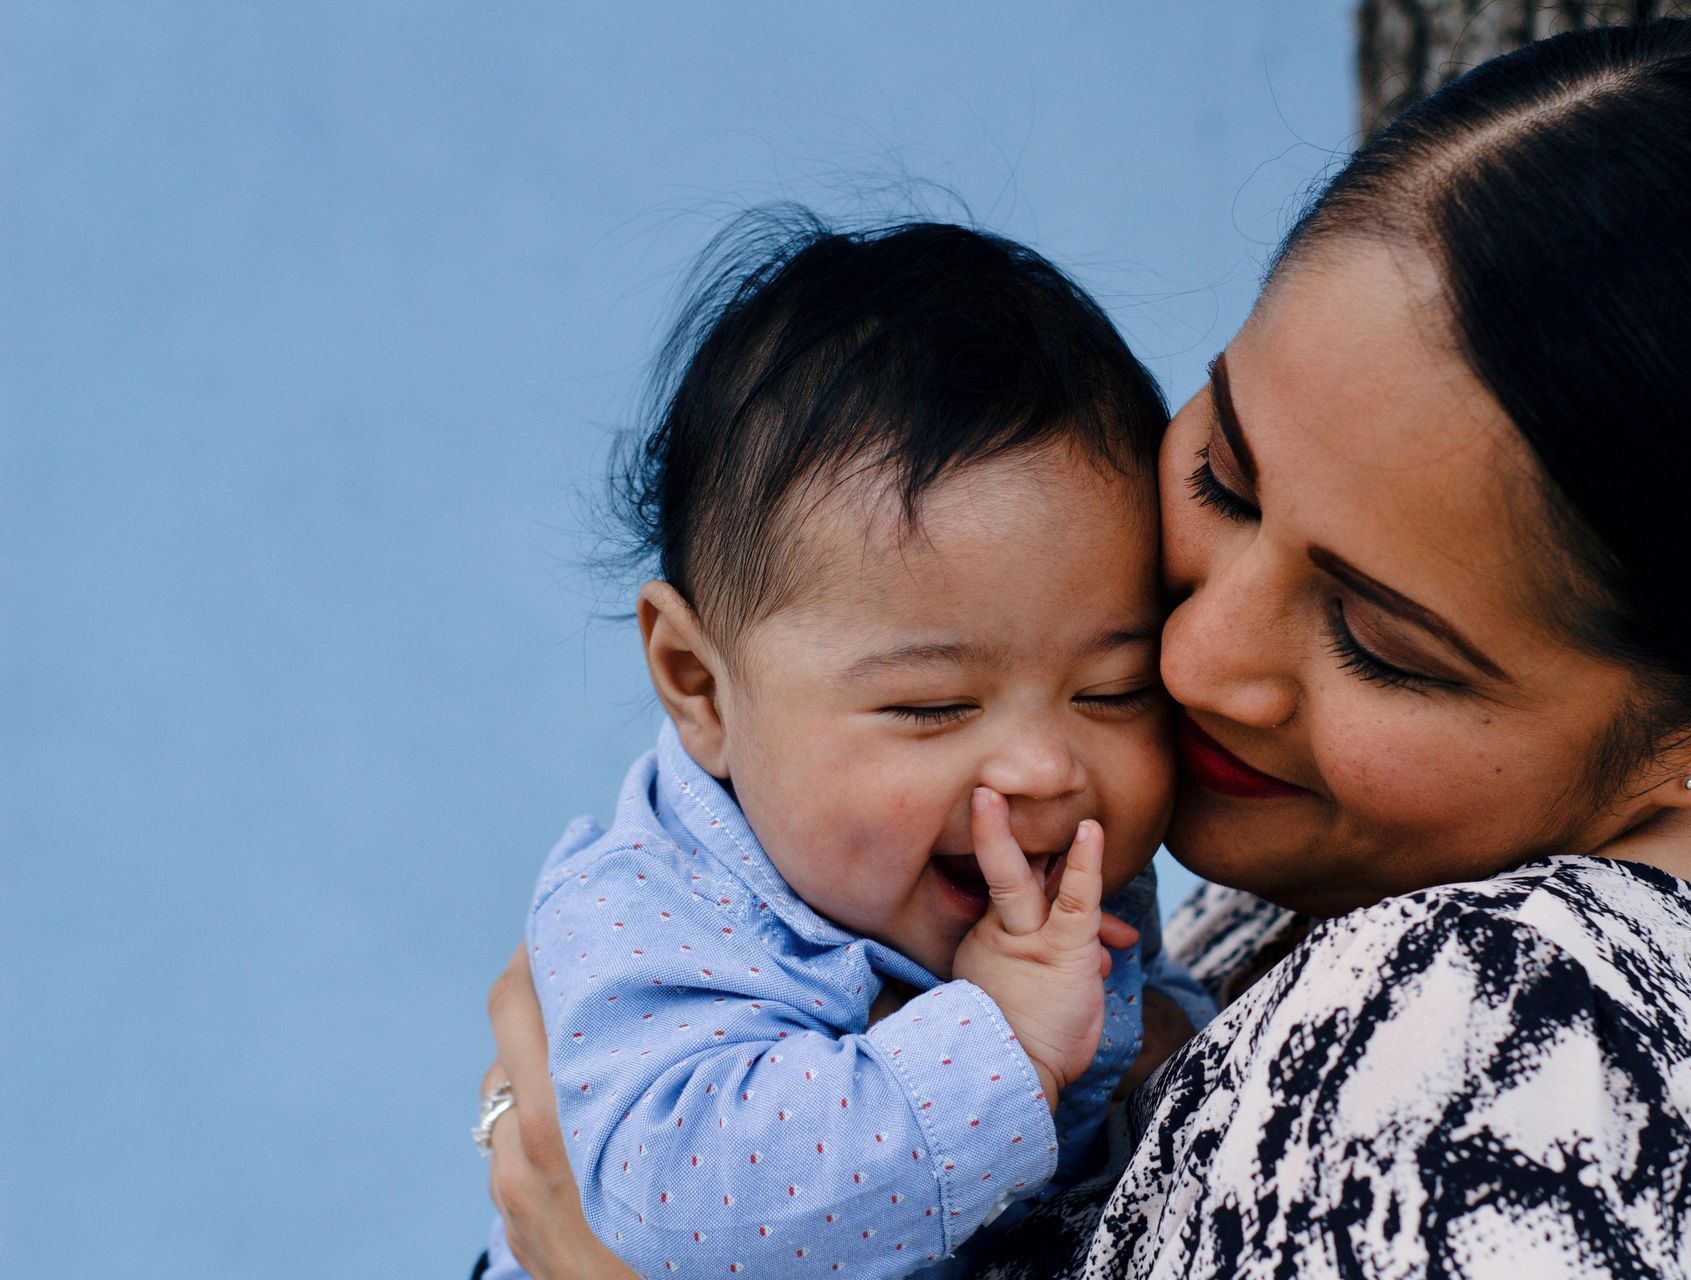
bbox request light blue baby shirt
[484,721,1169,1279]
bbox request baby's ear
[637,580,732,778]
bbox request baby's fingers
[971,787,1048,935]
[1043,820,1106,951]
[1099,913,1140,952]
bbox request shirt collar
[654,719,868,953]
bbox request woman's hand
[484,945,637,1280]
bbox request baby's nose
[978,730,1085,804]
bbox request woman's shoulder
[1315,855,1691,1033]
[1162,879,1303,1006]
[1390,850,1691,933]
[1186,855,1691,1182]
[1167,854,1691,1027]
[1148,856,1691,1191]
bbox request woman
[479,20,1691,1278]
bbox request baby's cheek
[825,797,945,901]
[1102,735,1177,873]
[832,801,917,866]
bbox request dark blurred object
[1358,0,1691,133]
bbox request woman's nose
[1161,540,1300,731]
[978,722,1086,805]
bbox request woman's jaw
[1164,771,1387,920]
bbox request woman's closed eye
[1188,426,1469,696]
[1323,598,1460,695]
[1187,445,1259,522]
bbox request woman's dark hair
[613,210,1167,643]
[1273,18,1691,773]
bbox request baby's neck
[866,976,920,1027]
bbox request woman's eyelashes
[1323,599,1459,694]
[1186,445,1259,522]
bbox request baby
[484,217,1205,1279]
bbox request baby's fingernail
[973,787,992,812]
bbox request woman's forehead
[1244,246,1520,492]
[1253,244,1474,412]
[1225,244,1567,647]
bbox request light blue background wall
[4,4,1354,1274]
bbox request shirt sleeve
[1098,896,1688,1280]
[533,848,1058,1278]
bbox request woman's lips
[1175,713,1308,800]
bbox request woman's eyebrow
[1209,352,1257,486]
[1308,546,1510,681]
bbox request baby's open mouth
[929,850,1066,904]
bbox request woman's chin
[1164,786,1330,912]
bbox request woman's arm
[484,945,637,1280]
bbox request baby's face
[716,444,1173,980]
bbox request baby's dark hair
[612,209,1168,644]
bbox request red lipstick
[1175,713,1308,800]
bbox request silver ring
[473,1080,516,1157]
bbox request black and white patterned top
[982,855,1691,1279]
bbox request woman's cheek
[1315,707,1500,834]
[1157,486,1207,597]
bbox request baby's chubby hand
[952,787,1138,1114]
